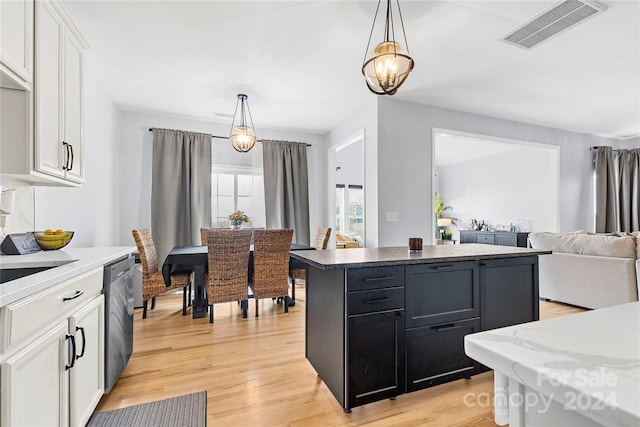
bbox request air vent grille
[501,0,606,49]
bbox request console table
[290,244,550,412]
[460,230,529,247]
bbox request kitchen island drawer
[0,268,102,353]
[347,286,405,315]
[347,266,404,291]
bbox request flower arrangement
[228,210,250,229]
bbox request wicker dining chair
[132,229,191,319]
[250,228,294,316]
[203,228,252,323]
[289,227,331,282]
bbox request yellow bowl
[34,231,74,250]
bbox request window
[212,165,265,227]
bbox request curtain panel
[594,146,617,233]
[151,128,212,263]
[262,140,310,245]
[594,146,640,233]
[617,148,640,232]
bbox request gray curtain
[617,148,640,232]
[594,146,617,232]
[262,140,310,245]
[151,128,212,263]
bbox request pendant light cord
[363,0,383,65]
[396,0,410,53]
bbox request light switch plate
[386,211,398,222]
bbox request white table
[465,302,640,427]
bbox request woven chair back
[312,227,332,250]
[205,229,252,304]
[132,228,159,275]
[251,228,294,299]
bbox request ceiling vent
[500,0,607,49]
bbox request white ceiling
[61,0,640,139]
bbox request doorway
[432,129,559,241]
[328,131,365,247]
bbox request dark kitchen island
[289,243,551,412]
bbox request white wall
[35,71,121,247]
[436,145,558,237]
[116,111,327,246]
[375,98,630,247]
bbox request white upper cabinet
[0,0,88,187]
[0,0,33,87]
[34,0,87,184]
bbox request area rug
[87,391,206,427]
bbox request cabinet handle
[68,144,74,171]
[62,142,69,171]
[433,264,456,270]
[63,290,84,301]
[433,324,460,332]
[65,334,76,370]
[75,326,86,359]
[364,276,394,282]
[365,298,394,304]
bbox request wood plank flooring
[94,286,585,426]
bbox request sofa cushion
[529,232,637,259]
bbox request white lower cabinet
[69,295,104,427]
[0,268,105,427]
[1,321,69,426]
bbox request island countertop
[290,243,551,270]
[0,247,135,307]
[465,301,640,426]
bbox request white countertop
[465,302,640,426]
[0,247,135,307]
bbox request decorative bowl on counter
[34,231,74,250]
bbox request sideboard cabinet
[459,230,529,247]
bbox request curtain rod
[590,146,620,151]
[148,128,311,146]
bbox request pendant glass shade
[230,125,256,152]
[229,94,256,153]
[362,0,414,95]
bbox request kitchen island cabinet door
[406,318,480,392]
[347,310,405,410]
[480,256,539,331]
[0,321,69,427]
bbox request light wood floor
[94,286,585,426]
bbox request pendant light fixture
[362,0,414,95]
[229,94,256,152]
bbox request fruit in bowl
[34,230,74,250]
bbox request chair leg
[284,296,289,313]
[255,298,259,317]
[143,300,148,319]
[151,296,156,310]
[209,304,214,323]
[241,300,248,318]
[182,286,187,316]
[188,283,192,306]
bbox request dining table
[162,243,314,319]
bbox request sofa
[528,231,640,309]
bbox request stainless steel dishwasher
[103,254,135,393]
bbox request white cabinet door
[0,321,70,427]
[63,29,84,183]
[0,0,33,84]
[69,295,104,427]
[34,0,65,179]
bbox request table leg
[192,264,207,319]
[289,279,296,307]
[494,371,509,426]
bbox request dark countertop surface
[290,244,551,270]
